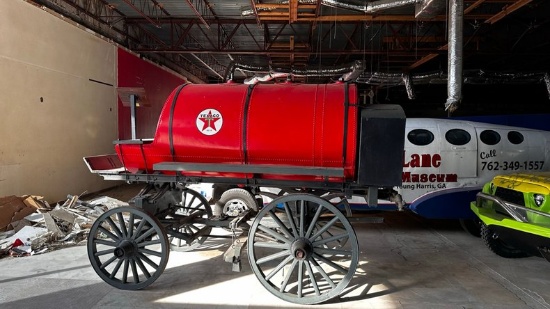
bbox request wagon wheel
[167,188,212,252]
[247,193,359,305]
[87,206,169,290]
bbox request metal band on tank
[169,84,188,160]
[342,83,350,166]
[242,83,257,164]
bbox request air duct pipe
[242,0,423,16]
[445,0,464,113]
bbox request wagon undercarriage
[87,179,360,305]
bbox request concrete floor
[2,185,550,309]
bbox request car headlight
[534,194,545,207]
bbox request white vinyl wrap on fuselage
[397,118,550,205]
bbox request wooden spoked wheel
[247,193,358,304]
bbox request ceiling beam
[484,0,533,24]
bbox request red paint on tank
[116,83,358,182]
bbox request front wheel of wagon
[87,206,169,290]
[247,193,359,305]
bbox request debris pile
[0,194,128,258]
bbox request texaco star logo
[196,109,223,135]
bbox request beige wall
[0,0,119,202]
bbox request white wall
[0,0,119,202]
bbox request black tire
[480,223,530,258]
[459,218,482,237]
[217,188,258,216]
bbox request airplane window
[480,130,501,145]
[407,129,434,146]
[508,131,524,144]
[445,129,471,146]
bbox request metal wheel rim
[247,193,358,305]
[168,188,212,252]
[223,198,249,216]
[87,206,169,290]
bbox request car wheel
[480,223,530,258]
[459,218,482,237]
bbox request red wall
[117,48,187,139]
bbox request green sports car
[470,172,550,260]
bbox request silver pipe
[323,0,421,13]
[445,0,463,113]
[545,73,550,100]
[243,0,423,16]
[403,74,416,100]
[415,0,447,18]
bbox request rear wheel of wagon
[166,188,212,252]
[247,193,358,305]
[481,223,530,258]
[87,206,169,290]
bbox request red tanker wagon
[84,82,405,304]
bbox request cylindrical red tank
[116,82,358,182]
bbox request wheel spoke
[137,252,160,270]
[299,200,305,237]
[268,210,294,240]
[138,239,162,247]
[122,259,129,284]
[134,256,151,279]
[265,255,294,280]
[99,255,118,269]
[297,260,304,297]
[283,203,298,237]
[94,248,115,257]
[109,258,124,279]
[304,206,324,239]
[128,213,135,238]
[105,217,123,239]
[280,259,298,293]
[310,217,339,241]
[256,249,291,265]
[98,226,120,242]
[313,247,352,256]
[94,239,118,247]
[139,248,163,257]
[131,259,139,283]
[117,212,128,238]
[312,233,349,247]
[258,224,291,244]
[310,258,336,289]
[312,253,348,274]
[304,260,321,296]
[133,218,147,240]
[254,242,288,249]
[135,227,157,243]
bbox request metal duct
[415,0,447,19]
[340,60,365,81]
[237,61,365,84]
[242,0,423,16]
[545,73,550,100]
[445,0,463,113]
[403,74,416,100]
[323,0,421,13]
[244,72,289,84]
